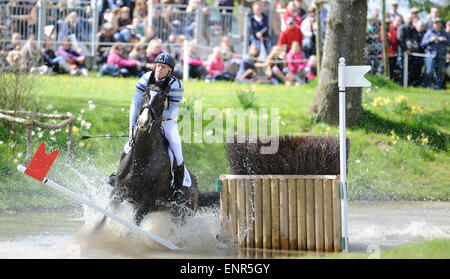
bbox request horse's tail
[198,191,220,208]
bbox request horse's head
[136,85,168,132]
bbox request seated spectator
[179,41,208,80]
[146,39,164,71]
[205,47,234,81]
[286,41,307,84]
[42,40,74,75]
[56,36,88,76]
[235,44,270,83]
[96,22,117,65]
[264,45,291,85]
[277,17,303,52]
[130,38,152,72]
[9,33,23,52]
[303,55,317,83]
[99,42,143,77]
[249,1,271,55]
[113,6,133,42]
[21,35,45,74]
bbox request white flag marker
[338,57,371,252]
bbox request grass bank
[0,75,448,210]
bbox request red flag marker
[24,142,59,182]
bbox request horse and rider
[107,52,218,226]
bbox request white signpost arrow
[338,57,371,252]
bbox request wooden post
[314,179,324,251]
[332,178,342,252]
[245,179,255,248]
[306,179,315,251]
[254,178,263,249]
[220,178,229,224]
[288,178,298,250]
[262,178,272,249]
[279,178,289,250]
[297,178,307,250]
[228,179,238,242]
[323,179,334,252]
[67,122,73,164]
[236,178,246,247]
[25,124,33,166]
[271,178,280,250]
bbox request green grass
[294,239,450,259]
[0,74,449,210]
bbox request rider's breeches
[162,119,183,166]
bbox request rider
[128,52,185,189]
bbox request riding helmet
[155,53,175,69]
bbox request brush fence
[220,174,342,252]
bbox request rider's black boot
[174,162,185,190]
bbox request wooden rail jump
[0,109,75,164]
[220,174,342,252]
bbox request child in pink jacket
[286,41,307,84]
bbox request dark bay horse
[110,84,203,225]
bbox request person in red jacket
[277,17,303,52]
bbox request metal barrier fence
[147,4,249,56]
[0,1,250,67]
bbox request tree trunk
[308,0,367,127]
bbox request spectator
[235,44,268,83]
[282,1,303,31]
[133,0,148,22]
[421,17,449,90]
[183,0,200,40]
[249,1,270,56]
[411,7,420,25]
[179,41,208,80]
[218,0,234,31]
[300,7,316,58]
[271,0,284,47]
[277,17,303,53]
[130,38,152,72]
[56,36,88,76]
[381,16,401,82]
[9,33,23,52]
[264,45,290,85]
[99,42,143,77]
[410,20,426,87]
[286,41,306,85]
[57,12,84,42]
[366,15,383,74]
[96,22,117,65]
[97,0,118,26]
[146,39,163,71]
[304,55,317,82]
[205,47,234,81]
[425,6,441,31]
[42,40,74,75]
[113,6,133,42]
[389,0,403,22]
[443,20,450,89]
[397,14,421,86]
[21,35,43,73]
[293,0,306,19]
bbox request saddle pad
[123,140,191,187]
